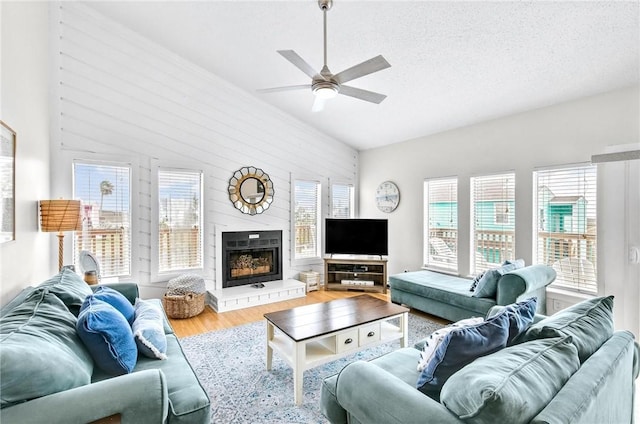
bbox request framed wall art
[1,121,16,244]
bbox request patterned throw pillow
[132,298,167,360]
[469,271,486,292]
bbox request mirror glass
[228,166,274,215]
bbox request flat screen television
[325,218,388,256]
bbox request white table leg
[266,321,274,370]
[293,341,305,405]
[400,312,409,348]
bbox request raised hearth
[211,227,305,312]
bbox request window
[158,169,203,273]
[471,173,515,273]
[534,164,597,293]
[424,178,458,271]
[331,183,354,218]
[73,162,131,278]
[294,179,321,260]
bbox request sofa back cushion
[441,336,580,424]
[0,289,94,408]
[515,296,614,363]
[37,268,93,316]
[416,311,510,400]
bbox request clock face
[375,181,400,213]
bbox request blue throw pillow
[416,311,510,401]
[132,298,167,360]
[472,259,525,298]
[486,297,537,344]
[76,297,137,376]
[92,286,135,325]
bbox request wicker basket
[162,292,206,319]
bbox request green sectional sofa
[389,264,556,322]
[0,269,210,424]
[321,296,639,424]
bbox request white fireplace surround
[210,226,306,312]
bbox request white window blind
[471,173,515,273]
[73,162,131,278]
[158,169,203,273]
[424,178,458,271]
[534,164,597,293]
[331,183,354,218]
[294,180,321,259]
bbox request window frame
[330,180,355,219]
[152,166,204,280]
[423,176,459,273]
[291,177,322,266]
[533,163,597,294]
[72,158,135,280]
[470,172,516,274]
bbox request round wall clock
[375,181,400,213]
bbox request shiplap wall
[50,3,357,294]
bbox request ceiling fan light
[314,86,338,99]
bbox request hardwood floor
[168,289,448,338]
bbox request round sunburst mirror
[228,166,274,215]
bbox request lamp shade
[39,200,82,232]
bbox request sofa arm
[335,361,463,424]
[496,265,556,311]
[92,282,139,304]
[0,369,168,424]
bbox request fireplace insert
[221,230,282,288]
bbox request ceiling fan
[258,0,391,112]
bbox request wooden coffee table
[264,294,409,405]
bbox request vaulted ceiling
[87,1,639,151]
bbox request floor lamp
[39,200,82,271]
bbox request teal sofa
[321,296,639,424]
[389,264,556,322]
[0,270,210,424]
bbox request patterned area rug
[180,313,444,424]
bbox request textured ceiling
[86,1,639,151]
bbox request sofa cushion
[133,298,167,360]
[37,268,93,316]
[416,311,510,401]
[0,289,93,407]
[441,336,580,424]
[472,259,525,298]
[128,334,211,423]
[91,286,136,325]
[485,297,537,344]
[516,296,614,363]
[77,297,138,375]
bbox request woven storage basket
[162,292,205,319]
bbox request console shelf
[323,257,388,294]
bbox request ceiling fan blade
[257,84,311,93]
[333,55,391,84]
[277,50,324,80]
[311,96,326,112]
[338,85,387,104]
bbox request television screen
[325,218,388,256]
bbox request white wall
[0,2,52,307]
[49,3,358,298]
[359,86,639,329]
